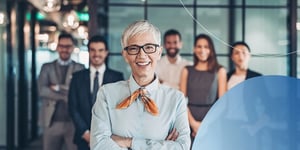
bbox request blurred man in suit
[68,35,124,150]
[38,33,85,150]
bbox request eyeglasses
[124,43,159,55]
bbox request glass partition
[0,8,6,147]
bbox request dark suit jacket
[227,69,262,81]
[68,67,124,145]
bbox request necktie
[92,71,99,104]
[116,88,159,116]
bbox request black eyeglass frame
[123,43,160,55]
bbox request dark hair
[163,29,182,43]
[87,35,108,51]
[58,32,75,44]
[193,34,222,72]
[229,41,251,56]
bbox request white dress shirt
[90,64,106,93]
[227,74,246,90]
[57,58,72,66]
[156,55,192,89]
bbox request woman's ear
[157,46,163,60]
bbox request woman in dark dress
[179,34,227,144]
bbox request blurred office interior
[0,0,299,149]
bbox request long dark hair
[193,34,222,72]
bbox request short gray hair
[121,20,161,48]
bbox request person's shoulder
[40,60,57,70]
[159,84,184,97]
[185,65,193,69]
[156,56,168,71]
[248,69,262,77]
[42,60,56,66]
[72,69,89,77]
[181,57,192,65]
[102,80,127,90]
[216,67,227,79]
[218,66,227,72]
[159,85,186,106]
[73,61,85,68]
[181,57,190,62]
[158,55,169,63]
[227,69,235,80]
[101,80,128,96]
[106,68,123,75]
[105,68,124,81]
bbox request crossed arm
[90,88,191,150]
[110,128,180,148]
[38,65,68,101]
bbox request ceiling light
[42,0,61,12]
[297,22,300,31]
[62,10,79,29]
[0,12,7,26]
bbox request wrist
[126,137,132,148]
[53,85,60,91]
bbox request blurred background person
[180,33,227,144]
[68,35,124,150]
[38,33,85,150]
[156,29,192,89]
[227,41,262,90]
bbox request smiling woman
[122,31,162,84]
[90,20,191,150]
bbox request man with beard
[38,33,85,150]
[68,35,124,150]
[227,41,262,90]
[156,29,192,89]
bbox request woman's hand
[191,121,201,137]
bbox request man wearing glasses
[38,33,85,150]
[90,20,191,150]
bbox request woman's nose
[137,48,147,58]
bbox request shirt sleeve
[131,93,191,150]
[90,87,127,150]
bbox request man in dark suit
[38,33,85,150]
[68,35,124,150]
[227,41,262,90]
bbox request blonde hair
[121,20,161,48]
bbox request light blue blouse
[90,75,191,150]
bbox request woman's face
[231,44,250,70]
[194,38,210,62]
[122,32,162,79]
